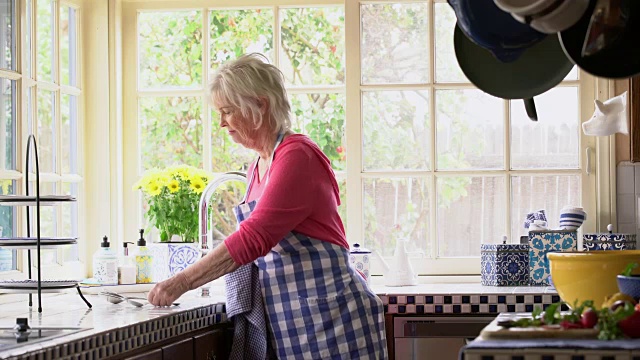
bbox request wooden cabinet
[194,329,231,360]
[162,337,194,360]
[119,324,232,360]
[124,348,162,360]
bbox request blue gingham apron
[232,133,388,359]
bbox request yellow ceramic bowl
[547,250,640,308]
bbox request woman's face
[216,103,257,149]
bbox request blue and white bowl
[559,207,586,230]
[618,275,640,300]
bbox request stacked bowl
[548,250,640,308]
[559,206,586,230]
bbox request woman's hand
[147,272,191,306]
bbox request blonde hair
[208,53,291,135]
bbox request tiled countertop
[371,283,560,315]
[0,282,558,359]
[0,289,227,360]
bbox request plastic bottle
[118,241,136,285]
[92,236,118,285]
[135,229,153,284]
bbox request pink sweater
[224,134,348,265]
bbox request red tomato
[581,309,598,328]
[618,311,640,338]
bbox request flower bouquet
[133,165,213,243]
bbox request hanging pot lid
[454,22,574,100]
[448,0,547,63]
[559,0,640,79]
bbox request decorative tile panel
[528,230,577,285]
[481,244,530,286]
[583,233,637,251]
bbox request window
[354,1,595,275]
[123,0,596,275]
[0,0,83,279]
[125,2,346,239]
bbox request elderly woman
[147,53,388,359]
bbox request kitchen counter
[0,282,559,360]
[0,288,228,360]
[460,314,640,360]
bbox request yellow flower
[168,165,191,180]
[190,178,205,194]
[148,182,162,196]
[168,180,180,193]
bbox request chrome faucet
[198,171,247,254]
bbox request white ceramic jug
[373,239,419,287]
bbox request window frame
[120,0,606,277]
[0,0,86,281]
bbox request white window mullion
[138,88,202,97]
[504,99,511,242]
[0,70,22,80]
[202,8,211,171]
[36,81,58,91]
[428,0,438,261]
[286,85,345,94]
[59,85,80,96]
[344,0,361,249]
[273,5,279,68]
[54,0,64,264]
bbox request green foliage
[0,180,13,239]
[138,7,346,172]
[597,302,636,340]
[360,3,428,84]
[280,8,345,85]
[60,5,71,85]
[290,93,345,170]
[138,10,202,88]
[36,0,53,81]
[139,97,203,170]
[210,9,274,69]
[622,263,639,277]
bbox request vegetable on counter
[498,295,640,340]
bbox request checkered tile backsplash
[380,294,567,314]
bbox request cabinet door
[193,329,231,360]
[124,348,162,360]
[162,337,194,360]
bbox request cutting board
[480,319,599,339]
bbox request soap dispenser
[135,229,153,284]
[118,241,136,285]
[93,236,118,285]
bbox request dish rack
[0,135,91,312]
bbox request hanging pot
[448,0,547,63]
[494,0,590,34]
[559,0,640,79]
[454,23,574,121]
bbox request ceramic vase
[149,242,200,282]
